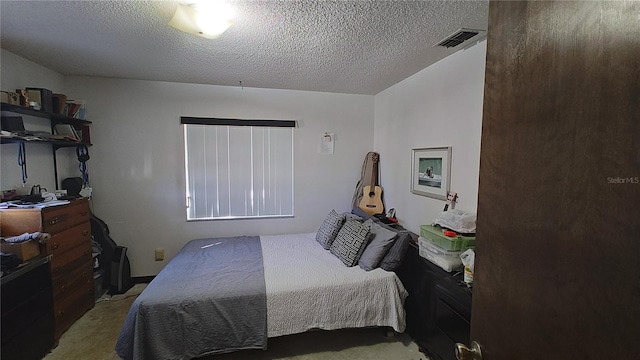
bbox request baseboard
[132,276,155,284]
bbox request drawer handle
[49,217,60,226]
[53,266,61,273]
[52,243,59,250]
[60,285,66,293]
[82,229,89,236]
[56,310,64,318]
[84,249,91,256]
[80,210,88,216]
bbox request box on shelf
[418,236,463,272]
[420,224,475,251]
[25,87,53,113]
[52,93,67,115]
[0,239,41,261]
[1,91,20,105]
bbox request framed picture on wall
[411,147,452,200]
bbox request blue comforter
[115,236,267,360]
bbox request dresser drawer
[45,222,91,258]
[52,261,93,302]
[51,241,92,280]
[42,199,90,234]
[53,280,94,339]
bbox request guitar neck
[370,153,379,188]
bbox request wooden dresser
[0,198,94,340]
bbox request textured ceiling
[0,0,488,95]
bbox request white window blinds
[183,118,294,220]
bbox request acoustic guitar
[359,153,384,215]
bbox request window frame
[182,117,295,221]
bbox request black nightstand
[430,274,472,360]
[396,241,472,360]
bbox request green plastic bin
[419,224,475,251]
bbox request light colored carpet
[44,284,147,360]
[44,283,426,360]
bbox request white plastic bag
[433,209,476,233]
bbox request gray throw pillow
[330,220,371,267]
[358,219,398,271]
[351,207,375,221]
[379,231,411,271]
[316,209,346,250]
[344,212,364,222]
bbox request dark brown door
[473,1,640,359]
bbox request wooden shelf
[1,102,91,126]
[2,101,93,190]
[0,136,90,147]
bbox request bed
[115,231,408,360]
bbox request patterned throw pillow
[316,209,346,249]
[330,220,371,267]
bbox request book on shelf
[53,124,80,141]
[80,125,91,144]
[63,100,86,119]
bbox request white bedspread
[261,233,408,337]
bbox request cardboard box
[1,91,20,105]
[0,239,41,261]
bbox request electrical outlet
[155,248,164,261]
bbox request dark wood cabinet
[1,256,55,360]
[397,242,472,360]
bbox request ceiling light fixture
[169,1,235,39]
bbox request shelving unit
[1,102,92,189]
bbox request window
[182,117,295,220]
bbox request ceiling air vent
[434,28,486,48]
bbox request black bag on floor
[90,213,132,295]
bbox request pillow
[351,207,375,221]
[330,220,371,267]
[344,212,364,222]
[379,231,412,272]
[358,219,398,271]
[316,209,346,250]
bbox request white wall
[63,77,374,276]
[374,40,486,234]
[0,49,77,194]
[2,42,488,277]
